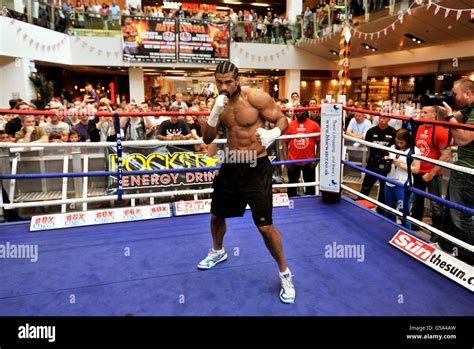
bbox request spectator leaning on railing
[15,115,48,143]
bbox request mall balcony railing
[1,0,419,42]
[303,0,414,39]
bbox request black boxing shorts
[211,156,273,226]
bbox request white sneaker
[279,271,296,304]
[197,248,228,270]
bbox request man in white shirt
[346,112,371,141]
[44,114,70,137]
[170,93,189,112]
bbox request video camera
[420,74,455,108]
[420,90,454,108]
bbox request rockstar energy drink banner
[178,20,230,63]
[122,16,177,62]
[106,145,219,194]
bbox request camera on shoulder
[420,91,454,108]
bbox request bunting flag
[339,0,473,45]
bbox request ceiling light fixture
[404,33,425,44]
[361,43,378,51]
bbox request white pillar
[12,0,24,13]
[285,69,300,100]
[287,0,303,22]
[0,57,36,108]
[126,0,142,8]
[129,67,144,103]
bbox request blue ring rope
[0,158,320,179]
[342,160,474,216]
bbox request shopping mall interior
[0,0,473,108]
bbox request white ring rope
[0,133,321,149]
[2,182,318,209]
[341,184,474,252]
[343,134,474,176]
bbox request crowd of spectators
[4,0,399,41]
[0,87,216,153]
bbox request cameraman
[435,78,474,265]
[360,115,397,214]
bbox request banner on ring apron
[319,103,343,193]
[30,203,172,231]
[105,144,285,195]
[389,230,473,292]
[105,144,218,195]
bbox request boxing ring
[0,106,472,316]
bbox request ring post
[113,113,123,201]
[320,103,343,203]
[0,181,4,223]
[403,117,418,225]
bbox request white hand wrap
[207,94,225,127]
[257,127,281,148]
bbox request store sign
[181,3,217,12]
[163,2,182,10]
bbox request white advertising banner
[174,194,290,216]
[389,230,473,292]
[174,199,212,216]
[30,194,291,231]
[320,103,343,193]
[272,193,290,207]
[30,204,172,231]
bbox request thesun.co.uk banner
[106,145,219,195]
[122,16,177,62]
[178,19,230,63]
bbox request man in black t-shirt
[157,114,191,141]
[157,114,193,151]
[360,116,396,214]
